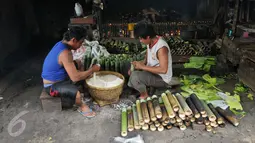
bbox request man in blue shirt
[42,26,100,118]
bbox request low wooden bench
[40,89,62,112]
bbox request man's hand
[132,61,145,70]
[91,64,100,72]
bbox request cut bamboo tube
[152,95,162,119]
[166,123,173,130]
[136,100,144,125]
[166,90,179,112]
[219,121,226,128]
[127,106,134,132]
[190,117,195,122]
[157,125,164,131]
[210,121,217,127]
[186,97,200,118]
[207,103,224,124]
[178,122,183,126]
[162,122,168,126]
[203,118,210,126]
[212,123,218,128]
[185,120,191,127]
[196,116,203,124]
[147,97,157,121]
[148,121,153,125]
[176,116,182,123]
[132,104,141,130]
[150,124,157,131]
[202,113,208,118]
[170,118,176,124]
[216,107,239,127]
[155,121,160,127]
[164,118,170,124]
[206,125,212,132]
[180,125,187,130]
[190,94,205,114]
[174,95,185,118]
[176,93,193,116]
[140,99,150,123]
[161,93,175,118]
[159,97,168,121]
[201,100,216,122]
[142,124,149,130]
[121,108,127,137]
[180,116,186,121]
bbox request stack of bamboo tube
[120,90,240,137]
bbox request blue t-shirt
[41,41,69,82]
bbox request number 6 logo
[7,111,29,137]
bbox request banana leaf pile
[183,56,216,72]
[179,74,249,116]
[99,39,146,54]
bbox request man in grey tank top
[128,22,180,99]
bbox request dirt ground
[0,55,255,143]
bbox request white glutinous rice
[87,74,123,88]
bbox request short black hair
[63,26,87,41]
[134,21,157,39]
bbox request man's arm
[59,50,94,82]
[141,47,168,74]
[143,49,148,65]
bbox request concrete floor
[0,56,255,143]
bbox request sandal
[77,108,96,118]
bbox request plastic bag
[113,134,144,143]
[74,3,83,17]
[72,44,86,65]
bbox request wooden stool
[40,89,62,112]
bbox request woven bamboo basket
[85,71,125,106]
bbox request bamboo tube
[162,122,168,126]
[176,116,182,123]
[212,123,218,128]
[147,97,157,121]
[132,104,141,130]
[219,121,226,128]
[216,107,239,127]
[173,123,179,127]
[175,96,185,118]
[159,97,168,122]
[180,116,186,121]
[210,121,217,127]
[206,125,212,132]
[186,97,200,118]
[121,108,127,137]
[190,94,205,114]
[166,123,173,130]
[155,121,160,127]
[202,113,208,118]
[161,93,175,118]
[148,122,153,125]
[164,118,170,124]
[196,116,203,124]
[158,125,164,131]
[207,103,224,124]
[178,122,183,126]
[142,124,149,130]
[176,93,192,116]
[136,100,144,125]
[190,117,195,122]
[165,90,179,112]
[180,125,187,131]
[150,124,157,131]
[152,95,162,119]
[170,118,176,124]
[140,99,150,123]
[127,106,134,132]
[201,101,216,122]
[185,120,191,127]
[203,118,210,126]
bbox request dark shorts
[44,60,81,107]
[45,80,79,107]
